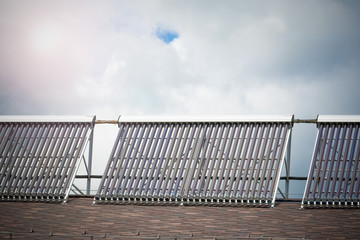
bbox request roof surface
[1,198,360,239]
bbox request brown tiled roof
[1,198,360,239]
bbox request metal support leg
[285,132,292,199]
[86,129,94,195]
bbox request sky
[1,0,360,197]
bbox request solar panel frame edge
[302,121,360,208]
[271,124,291,207]
[63,124,93,203]
[62,124,91,193]
[302,124,322,207]
[0,121,93,203]
[95,119,294,206]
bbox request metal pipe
[212,123,231,197]
[63,124,91,195]
[343,125,358,200]
[349,128,360,200]
[132,124,154,196]
[23,124,46,194]
[329,124,347,201]
[252,123,271,199]
[353,135,360,200]
[285,130,292,199]
[196,124,216,197]
[118,115,294,123]
[0,124,20,184]
[335,124,351,199]
[76,175,103,178]
[45,124,72,195]
[17,123,40,194]
[144,123,168,196]
[114,123,139,195]
[227,124,246,198]
[257,124,276,199]
[141,123,163,196]
[2,124,28,195]
[182,123,203,197]
[31,124,57,194]
[317,123,335,200]
[202,124,222,197]
[122,123,145,196]
[139,123,162,196]
[25,124,50,195]
[264,124,283,198]
[310,124,330,200]
[51,123,78,195]
[64,125,93,203]
[95,120,118,124]
[110,123,134,196]
[293,119,317,124]
[324,124,341,201]
[105,124,128,196]
[131,124,152,196]
[164,124,184,197]
[221,124,241,198]
[174,124,196,196]
[183,124,204,197]
[244,123,262,199]
[92,117,322,125]
[56,124,84,196]
[151,124,173,195]
[38,123,64,195]
[233,124,253,198]
[207,123,224,197]
[138,123,158,196]
[337,124,353,200]
[216,123,236,197]
[271,124,290,206]
[157,124,179,197]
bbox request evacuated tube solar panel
[94,115,293,206]
[0,116,95,203]
[302,115,360,208]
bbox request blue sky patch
[155,26,179,44]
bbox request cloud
[1,0,359,116]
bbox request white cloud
[2,0,359,116]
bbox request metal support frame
[63,127,94,203]
[301,115,360,208]
[272,127,292,207]
[4,114,360,208]
[0,116,95,203]
[86,130,94,195]
[94,115,293,206]
[285,131,292,199]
